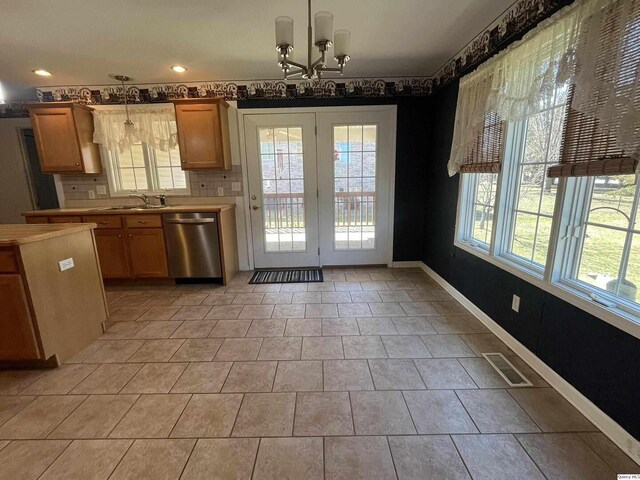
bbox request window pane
[335,125,377,250]
[588,175,635,229]
[578,225,626,290]
[131,144,145,167]
[468,173,498,246]
[258,126,306,252]
[623,235,640,303]
[511,212,536,260]
[532,216,552,265]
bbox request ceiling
[0,0,515,97]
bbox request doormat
[249,268,323,284]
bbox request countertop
[0,224,97,246]
[22,204,236,216]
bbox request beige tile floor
[0,267,638,479]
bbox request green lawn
[473,180,639,301]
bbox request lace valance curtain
[448,0,639,177]
[92,104,178,153]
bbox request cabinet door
[0,275,40,360]
[175,103,226,169]
[49,216,82,223]
[29,107,83,173]
[25,216,49,224]
[94,229,130,278]
[127,228,169,278]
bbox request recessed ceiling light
[171,66,187,73]
[33,69,52,77]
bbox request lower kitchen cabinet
[127,228,168,278]
[94,229,130,279]
[0,274,40,361]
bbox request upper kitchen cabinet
[171,98,231,170]
[27,102,102,174]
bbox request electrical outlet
[96,185,107,195]
[512,294,520,313]
[88,190,96,199]
[231,182,241,192]
[217,187,225,196]
[58,258,74,272]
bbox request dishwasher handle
[165,218,216,225]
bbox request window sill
[454,240,640,340]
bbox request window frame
[102,144,191,197]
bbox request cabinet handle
[98,221,110,225]
[129,234,133,238]
[137,220,150,224]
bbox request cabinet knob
[118,234,122,238]
[128,234,133,238]
[75,162,80,166]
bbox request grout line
[513,434,551,480]
[452,389,481,434]
[385,435,401,480]
[400,390,420,434]
[249,437,261,479]
[177,438,198,480]
[450,434,476,480]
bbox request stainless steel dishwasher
[163,212,222,278]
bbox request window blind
[459,111,504,173]
[548,0,640,178]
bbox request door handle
[165,218,216,224]
[252,205,260,210]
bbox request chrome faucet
[129,192,150,207]
[155,194,167,206]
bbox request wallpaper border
[0,0,571,117]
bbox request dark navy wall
[423,80,640,440]
[238,97,429,262]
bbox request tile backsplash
[61,165,243,201]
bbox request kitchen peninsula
[0,223,107,367]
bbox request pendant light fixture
[109,74,136,136]
[275,0,351,79]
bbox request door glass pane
[258,127,306,252]
[334,124,377,250]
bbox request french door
[244,107,396,268]
[245,114,320,268]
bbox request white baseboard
[391,261,424,268]
[417,261,640,465]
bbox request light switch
[59,258,75,272]
[217,187,225,196]
[96,185,107,195]
[88,190,96,199]
[232,182,241,192]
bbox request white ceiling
[0,0,515,95]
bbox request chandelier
[275,0,351,80]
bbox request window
[455,82,640,321]
[562,174,640,311]
[499,86,568,271]
[459,173,499,248]
[104,143,189,195]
